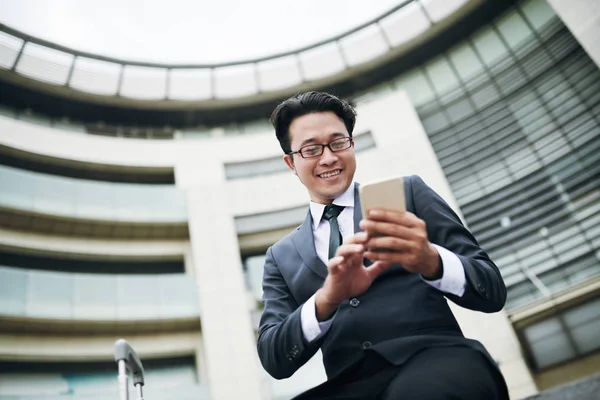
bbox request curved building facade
[0,0,599,399]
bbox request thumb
[365,261,393,281]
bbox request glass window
[379,2,431,47]
[257,55,303,92]
[520,297,600,371]
[16,42,73,85]
[472,28,510,68]
[0,266,27,315]
[445,97,475,123]
[395,69,436,107]
[168,68,212,101]
[497,11,534,50]
[340,25,389,67]
[562,298,600,328]
[214,64,258,99]
[245,254,267,301]
[425,56,460,96]
[448,43,484,82]
[570,320,600,353]
[121,66,168,100]
[528,328,576,368]
[0,31,24,68]
[27,270,73,318]
[520,0,557,32]
[71,57,121,96]
[421,111,450,133]
[299,42,346,81]
[469,83,501,109]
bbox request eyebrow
[300,132,346,147]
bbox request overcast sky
[0,0,400,64]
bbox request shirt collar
[309,182,355,231]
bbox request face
[284,111,356,204]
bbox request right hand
[315,232,392,321]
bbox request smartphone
[359,176,406,219]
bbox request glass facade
[520,297,600,370]
[0,266,199,320]
[0,165,187,223]
[0,358,208,400]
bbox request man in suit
[257,91,509,399]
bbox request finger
[366,236,413,252]
[365,250,422,271]
[364,260,393,281]
[367,209,421,227]
[327,256,344,275]
[341,231,369,244]
[365,250,403,263]
[360,220,414,239]
[335,243,365,258]
[343,251,364,269]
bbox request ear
[283,154,297,175]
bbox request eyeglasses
[288,137,353,159]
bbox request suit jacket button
[362,341,372,350]
[478,285,489,298]
[350,298,360,307]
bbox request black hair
[270,91,357,154]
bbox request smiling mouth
[318,169,342,178]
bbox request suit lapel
[292,210,328,279]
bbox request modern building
[0,0,598,399]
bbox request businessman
[257,91,509,399]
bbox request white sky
[0,0,400,64]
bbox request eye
[330,139,347,150]
[302,145,321,156]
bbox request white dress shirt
[300,182,467,342]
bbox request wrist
[422,245,443,280]
[315,288,341,321]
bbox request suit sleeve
[408,175,507,312]
[257,246,324,379]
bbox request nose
[318,146,338,165]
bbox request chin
[320,181,350,197]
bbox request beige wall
[0,227,189,260]
[0,331,202,362]
[548,0,600,69]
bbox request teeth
[320,170,341,178]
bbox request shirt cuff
[422,244,466,297]
[301,293,335,343]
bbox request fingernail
[369,210,380,217]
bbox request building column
[176,154,264,400]
[548,0,600,69]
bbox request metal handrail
[0,0,414,69]
[0,0,475,101]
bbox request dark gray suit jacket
[257,175,507,381]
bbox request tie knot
[323,204,345,221]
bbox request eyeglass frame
[287,136,354,159]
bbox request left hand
[359,209,441,279]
